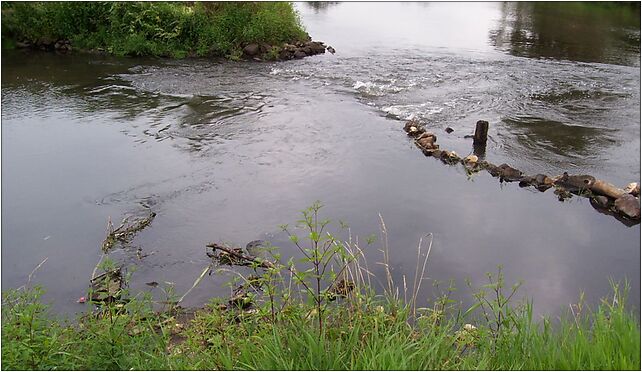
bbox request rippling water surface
[2,2,640,316]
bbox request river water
[2,2,640,316]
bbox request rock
[404,119,422,133]
[590,195,610,209]
[37,37,54,47]
[614,194,640,219]
[417,132,436,142]
[279,50,292,60]
[485,163,501,177]
[440,150,460,164]
[15,41,30,48]
[306,41,326,54]
[293,50,307,59]
[533,174,554,191]
[407,126,425,137]
[463,155,478,165]
[519,176,534,188]
[259,42,271,53]
[243,43,260,56]
[327,46,336,54]
[553,173,595,194]
[431,149,443,159]
[445,127,454,133]
[624,182,640,197]
[496,163,523,182]
[417,136,437,149]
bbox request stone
[417,136,436,149]
[259,42,271,53]
[417,132,436,142]
[614,194,640,219]
[624,182,640,197]
[463,155,478,165]
[553,173,595,194]
[404,119,422,133]
[293,50,307,59]
[327,46,336,54]
[445,127,454,133]
[496,163,523,182]
[519,176,534,188]
[590,195,610,209]
[243,43,260,56]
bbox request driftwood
[591,180,626,199]
[403,119,640,225]
[206,243,275,269]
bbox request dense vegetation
[2,279,639,370]
[1,2,308,58]
[2,204,639,370]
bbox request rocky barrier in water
[241,38,335,61]
[403,119,641,226]
[14,35,335,62]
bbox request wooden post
[473,120,489,145]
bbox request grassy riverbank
[1,2,308,58]
[2,204,639,370]
[2,281,639,370]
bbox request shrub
[1,2,308,58]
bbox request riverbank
[1,2,331,60]
[2,279,639,370]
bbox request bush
[1,2,308,58]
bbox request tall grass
[1,2,308,58]
[2,203,639,370]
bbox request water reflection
[491,2,641,66]
[303,2,339,13]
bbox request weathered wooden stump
[473,120,489,145]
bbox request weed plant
[2,203,640,370]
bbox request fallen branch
[206,243,275,269]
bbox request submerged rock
[590,195,611,209]
[445,127,454,133]
[496,164,523,182]
[614,194,641,220]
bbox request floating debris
[89,268,124,304]
[102,211,156,252]
[206,243,275,269]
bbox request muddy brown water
[2,2,640,317]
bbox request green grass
[1,2,308,58]
[2,279,639,370]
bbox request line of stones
[403,119,641,225]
